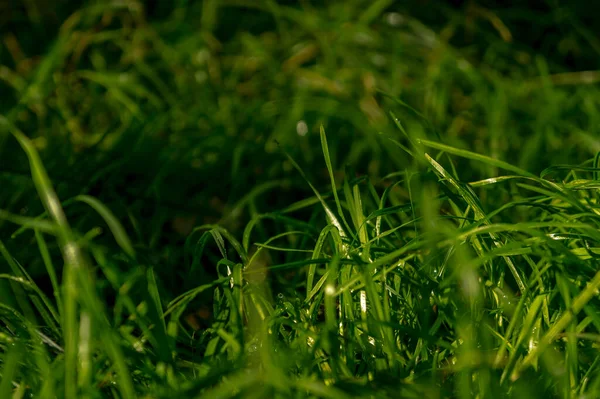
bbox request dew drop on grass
[385,12,404,27]
[529,326,539,352]
[325,284,335,296]
[296,120,308,136]
[360,290,367,314]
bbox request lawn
[1,1,600,398]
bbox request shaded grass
[2,1,600,398]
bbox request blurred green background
[2,0,600,291]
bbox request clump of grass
[3,117,600,397]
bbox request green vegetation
[2,1,600,397]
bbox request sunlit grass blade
[320,125,353,236]
[278,139,349,240]
[419,139,537,178]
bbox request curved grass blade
[35,230,63,318]
[278,139,348,241]
[186,224,248,265]
[73,195,135,258]
[320,125,353,236]
[307,225,343,299]
[0,209,57,235]
[419,139,537,178]
[242,213,318,253]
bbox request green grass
[2,1,600,398]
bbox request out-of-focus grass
[1,1,600,398]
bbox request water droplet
[325,284,336,296]
[385,12,405,27]
[296,120,308,136]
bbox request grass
[2,0,600,398]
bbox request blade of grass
[419,139,537,178]
[1,117,135,399]
[72,195,135,258]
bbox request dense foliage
[1,1,600,398]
